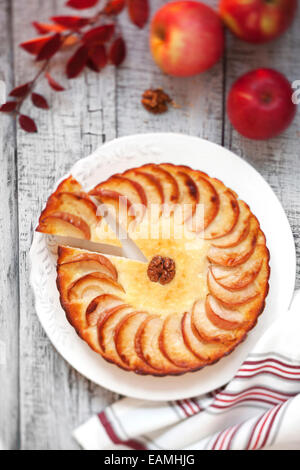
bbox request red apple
[219,0,297,43]
[150,1,224,77]
[227,68,296,140]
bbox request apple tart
[36,175,120,246]
[37,163,270,376]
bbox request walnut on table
[141,89,173,114]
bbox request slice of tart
[36,176,120,246]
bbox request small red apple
[227,68,296,140]
[219,0,297,43]
[150,1,224,77]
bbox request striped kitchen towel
[73,290,300,450]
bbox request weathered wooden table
[0,0,299,450]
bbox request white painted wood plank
[0,0,19,451]
[12,0,118,449]
[223,10,300,288]
[117,0,224,144]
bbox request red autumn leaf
[66,0,99,9]
[86,58,99,72]
[66,45,89,78]
[88,45,107,71]
[51,16,90,29]
[32,22,66,35]
[127,0,149,28]
[31,93,49,109]
[45,73,65,92]
[82,24,115,45]
[109,37,126,66]
[9,83,31,98]
[19,115,38,133]
[0,101,18,113]
[20,36,53,55]
[103,0,125,15]
[36,33,62,61]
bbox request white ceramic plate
[30,133,296,401]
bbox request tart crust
[39,163,270,376]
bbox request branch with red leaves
[0,0,149,133]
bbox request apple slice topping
[211,200,251,248]
[140,164,180,205]
[165,165,220,231]
[58,247,118,280]
[98,305,134,370]
[207,216,259,266]
[91,175,147,207]
[80,327,103,355]
[211,245,264,290]
[55,176,83,193]
[160,164,199,221]
[115,312,158,374]
[159,313,202,369]
[60,300,89,334]
[191,174,220,231]
[90,183,146,228]
[67,272,124,302]
[54,192,99,225]
[135,316,185,374]
[89,188,132,208]
[204,189,239,239]
[86,294,123,327]
[182,311,227,361]
[60,260,118,290]
[37,212,91,239]
[89,187,134,227]
[192,300,240,343]
[207,268,258,306]
[36,176,102,240]
[177,170,200,220]
[123,169,164,206]
[206,295,247,330]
